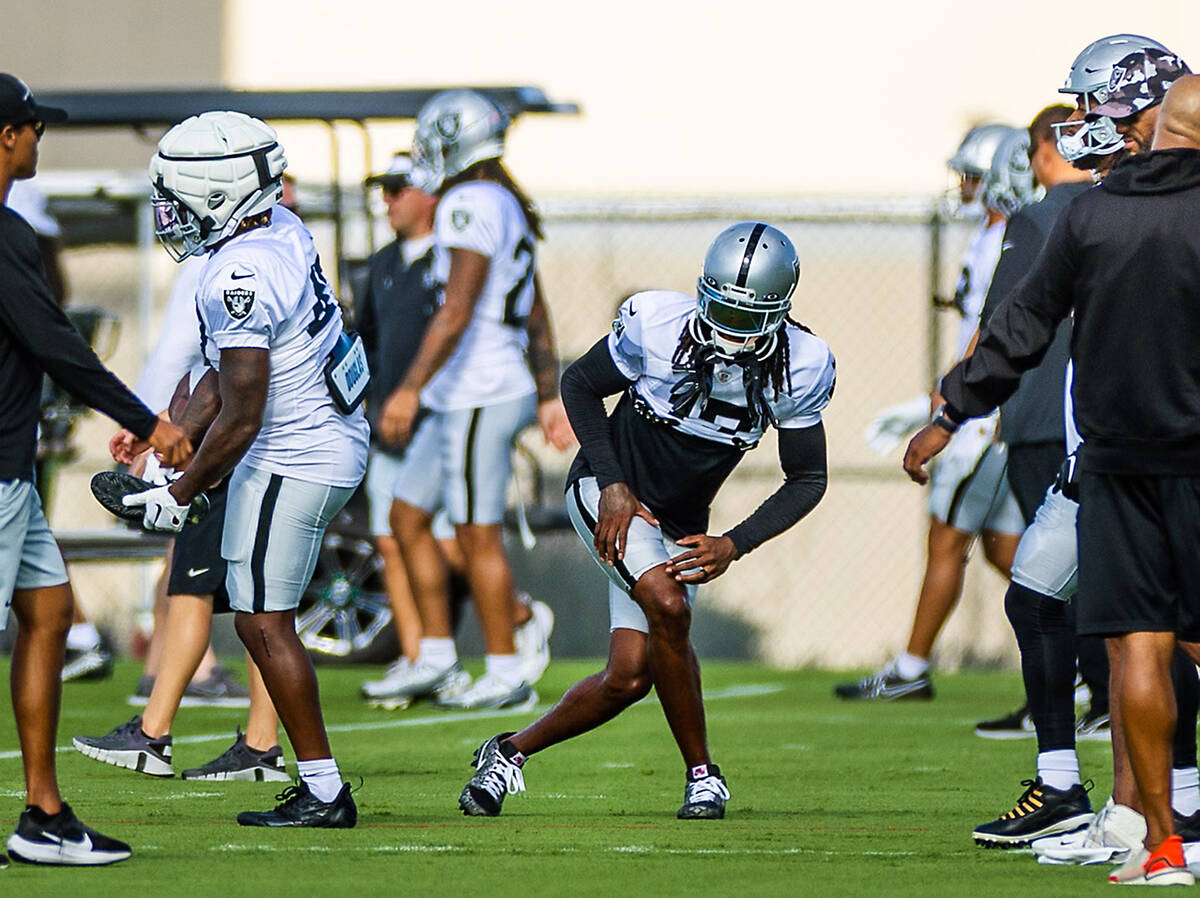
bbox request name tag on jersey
[324,331,370,414]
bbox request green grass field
[0,660,1128,896]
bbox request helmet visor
[697,279,788,337]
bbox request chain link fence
[42,187,1019,670]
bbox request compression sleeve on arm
[722,421,828,556]
[560,337,636,489]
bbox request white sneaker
[1033,797,1146,865]
[359,659,465,702]
[514,597,554,685]
[361,658,413,699]
[432,673,537,711]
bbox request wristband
[931,405,960,435]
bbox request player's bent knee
[601,668,652,704]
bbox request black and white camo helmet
[982,128,1039,218]
[695,222,799,357]
[1054,33,1169,161]
[410,89,509,194]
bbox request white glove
[122,485,189,533]
[864,395,934,456]
[140,454,179,487]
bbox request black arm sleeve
[560,337,635,489]
[940,211,1079,423]
[722,421,828,557]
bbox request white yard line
[0,682,784,761]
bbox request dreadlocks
[668,317,800,432]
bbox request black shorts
[167,480,231,614]
[1076,472,1200,641]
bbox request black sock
[1173,649,1199,770]
[1004,582,1077,752]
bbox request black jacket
[981,180,1092,445]
[942,149,1200,475]
[0,205,156,481]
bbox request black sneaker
[972,778,1093,847]
[459,733,525,817]
[834,667,934,701]
[72,715,173,777]
[237,782,357,828]
[126,674,155,707]
[974,704,1036,739]
[677,764,730,820]
[181,728,291,782]
[180,666,251,708]
[1075,709,1112,742]
[1175,809,1200,842]
[7,803,131,866]
[61,643,113,683]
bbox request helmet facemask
[695,277,788,360]
[151,187,206,262]
[1053,92,1124,162]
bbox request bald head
[1153,74,1200,150]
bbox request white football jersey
[195,205,369,487]
[421,180,536,411]
[135,256,205,412]
[951,219,1005,358]
[607,290,836,447]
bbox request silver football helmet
[694,222,800,359]
[1054,33,1169,161]
[982,128,1039,218]
[410,90,509,194]
[945,123,1011,218]
[149,111,286,261]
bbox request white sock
[297,757,343,803]
[418,638,457,670]
[1037,749,1081,791]
[1172,766,1200,816]
[893,653,929,680]
[486,653,525,688]
[66,622,101,651]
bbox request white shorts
[566,477,696,634]
[1011,484,1079,602]
[0,479,68,630]
[392,393,536,526]
[221,465,356,613]
[928,427,1024,535]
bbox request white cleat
[514,596,554,685]
[433,673,537,711]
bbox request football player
[835,125,1029,703]
[456,221,834,820]
[120,110,369,827]
[376,90,570,711]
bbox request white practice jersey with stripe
[608,290,837,445]
[951,219,1005,358]
[420,180,537,412]
[194,205,369,487]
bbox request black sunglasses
[19,120,45,138]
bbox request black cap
[0,74,67,127]
[364,152,413,188]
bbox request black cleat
[1074,709,1111,742]
[1175,808,1200,842]
[972,778,1093,848]
[459,733,525,817]
[974,704,1036,739]
[7,803,131,866]
[61,644,113,682]
[834,668,934,701]
[237,781,357,828]
[677,764,730,820]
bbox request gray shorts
[928,440,1024,535]
[1011,483,1079,603]
[0,479,68,630]
[366,448,456,540]
[566,476,695,634]
[392,393,535,526]
[221,465,355,614]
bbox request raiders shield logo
[436,112,461,141]
[223,287,255,320]
[451,209,471,231]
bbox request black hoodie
[940,148,1200,475]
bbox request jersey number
[502,237,535,327]
[307,257,336,337]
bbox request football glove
[1052,452,1081,503]
[864,395,932,456]
[122,484,189,533]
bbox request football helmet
[982,128,1039,218]
[410,90,509,194]
[1054,33,1169,161]
[149,111,287,262]
[945,123,1011,217]
[694,222,799,359]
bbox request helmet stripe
[735,222,768,287]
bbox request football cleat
[514,596,555,686]
[1110,836,1194,886]
[1033,797,1146,865]
[973,778,1093,847]
[361,659,469,705]
[833,666,933,701]
[974,704,1036,739]
[1075,709,1112,742]
[61,644,113,683]
[361,658,415,700]
[181,728,291,782]
[459,733,526,817]
[237,782,357,828]
[7,803,131,866]
[432,674,536,711]
[72,716,173,777]
[678,764,730,820]
[1175,808,1200,843]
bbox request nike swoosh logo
[230,271,254,280]
[39,831,94,852]
[187,567,210,577]
[875,682,927,698]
